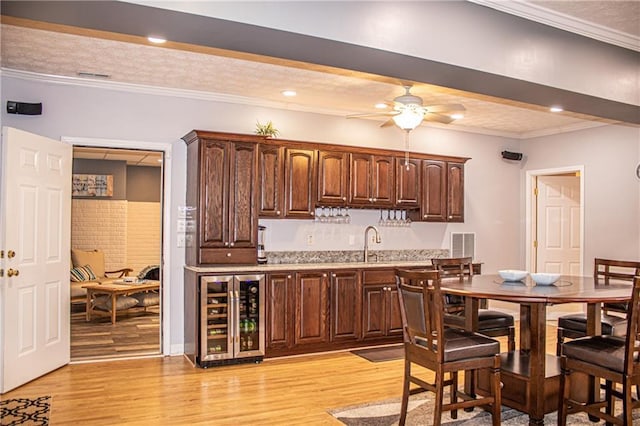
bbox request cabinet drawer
[362,269,395,285]
[199,248,257,265]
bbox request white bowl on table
[530,272,561,286]
[498,270,528,282]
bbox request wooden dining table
[440,274,632,426]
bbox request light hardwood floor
[71,305,160,361]
[2,323,558,425]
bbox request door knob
[7,250,15,258]
[7,268,19,277]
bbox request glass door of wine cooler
[200,276,234,361]
[234,275,265,358]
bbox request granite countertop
[184,249,449,273]
[184,259,436,273]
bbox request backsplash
[266,249,449,264]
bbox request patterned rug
[0,396,50,425]
[351,345,404,363]
[329,392,640,425]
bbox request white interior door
[1,127,72,393]
[536,175,581,275]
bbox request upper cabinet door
[349,153,394,207]
[371,155,394,207]
[258,144,284,218]
[349,153,373,205]
[201,140,230,247]
[447,162,465,222]
[317,150,349,206]
[395,157,421,207]
[420,160,447,222]
[228,142,258,247]
[284,148,317,219]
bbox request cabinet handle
[276,210,281,215]
[224,242,229,247]
[332,273,336,277]
[310,211,315,216]
[368,198,373,202]
[424,215,428,218]
[229,242,234,247]
[342,197,346,201]
[448,215,453,219]
[322,273,327,277]
[226,253,231,257]
[287,275,292,279]
[373,198,377,202]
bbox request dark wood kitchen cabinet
[349,153,395,207]
[395,157,421,208]
[418,160,465,222]
[361,270,403,340]
[329,270,361,342]
[294,271,329,346]
[266,273,294,351]
[258,144,284,218]
[447,162,465,222]
[284,148,317,219]
[183,131,259,265]
[317,150,349,206]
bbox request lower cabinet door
[294,272,329,345]
[362,285,386,339]
[266,273,294,351]
[330,270,361,342]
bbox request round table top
[440,274,632,304]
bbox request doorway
[70,146,164,360]
[63,136,173,361]
[526,166,584,318]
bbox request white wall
[521,124,640,265]
[3,73,638,349]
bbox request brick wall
[71,199,161,276]
[126,201,161,275]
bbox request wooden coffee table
[82,280,160,324]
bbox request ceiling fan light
[392,108,424,130]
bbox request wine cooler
[199,274,265,366]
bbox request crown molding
[470,0,640,52]
[2,67,597,140]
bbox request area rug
[0,396,51,425]
[329,392,640,425]
[351,345,404,363]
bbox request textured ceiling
[1,1,638,139]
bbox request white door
[1,127,72,392]
[536,175,581,275]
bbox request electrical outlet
[307,234,314,245]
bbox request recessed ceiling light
[147,36,167,44]
[374,103,388,109]
[451,113,464,120]
[281,90,297,97]
[550,106,564,112]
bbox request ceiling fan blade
[380,118,396,128]
[346,112,394,119]
[424,103,466,113]
[423,113,455,124]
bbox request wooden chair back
[395,269,445,362]
[594,258,640,284]
[431,257,473,280]
[624,276,640,375]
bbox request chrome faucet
[364,225,382,262]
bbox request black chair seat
[604,301,629,312]
[442,328,501,362]
[445,309,515,330]
[563,335,632,373]
[558,313,627,336]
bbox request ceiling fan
[348,85,466,131]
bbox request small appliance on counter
[257,225,267,264]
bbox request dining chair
[558,275,640,425]
[431,257,516,352]
[395,268,502,426]
[556,258,640,356]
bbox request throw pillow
[71,249,106,278]
[70,265,97,282]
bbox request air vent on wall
[451,232,475,260]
